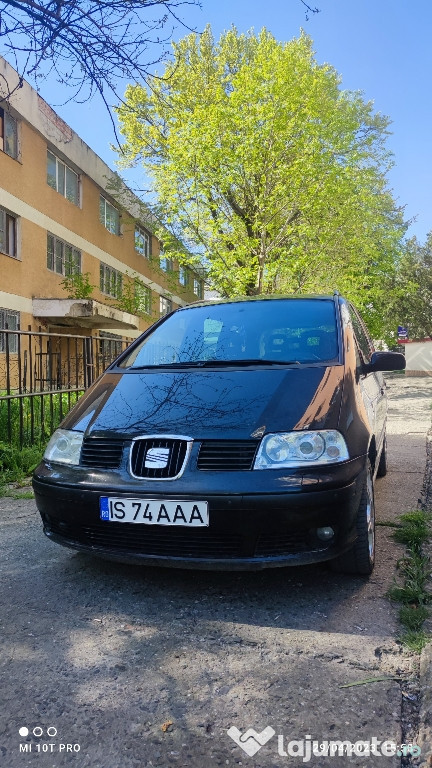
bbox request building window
[0,207,17,258]
[99,195,120,235]
[47,233,81,275]
[135,226,151,258]
[160,256,174,272]
[0,308,20,353]
[160,296,172,316]
[193,278,203,299]
[100,263,123,298]
[179,266,189,287]
[47,151,79,206]
[135,283,152,315]
[99,331,123,362]
[0,108,17,159]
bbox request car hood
[62,366,344,440]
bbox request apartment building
[0,56,204,350]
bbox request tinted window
[120,299,338,368]
[349,305,373,362]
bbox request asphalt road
[1,374,431,768]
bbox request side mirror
[363,351,406,374]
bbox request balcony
[32,298,139,331]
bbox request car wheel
[330,461,375,575]
[376,435,388,478]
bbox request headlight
[43,429,83,465]
[254,430,349,469]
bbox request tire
[330,461,375,575]
[376,435,388,478]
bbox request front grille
[255,532,324,556]
[46,518,242,559]
[80,438,124,469]
[131,438,188,479]
[197,440,259,470]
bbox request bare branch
[0,0,201,127]
[300,0,320,21]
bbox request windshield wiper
[198,358,300,366]
[127,358,301,370]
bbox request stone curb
[417,429,432,767]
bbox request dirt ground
[1,374,431,768]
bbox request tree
[0,0,198,114]
[116,26,406,329]
[386,232,432,340]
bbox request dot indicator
[33,727,43,737]
[19,727,29,738]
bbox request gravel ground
[1,374,432,768]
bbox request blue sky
[15,0,432,241]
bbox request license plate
[100,497,209,527]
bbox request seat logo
[144,447,170,469]
[227,726,275,756]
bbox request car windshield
[119,299,339,368]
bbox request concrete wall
[404,341,432,376]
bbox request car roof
[178,293,341,311]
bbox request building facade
[0,57,203,350]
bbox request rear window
[119,299,338,368]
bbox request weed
[393,510,432,552]
[399,630,430,654]
[0,442,42,484]
[399,604,429,632]
[388,508,431,651]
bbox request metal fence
[0,327,130,446]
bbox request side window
[193,278,203,299]
[0,308,20,353]
[100,263,123,298]
[47,233,81,275]
[0,206,17,258]
[0,108,18,159]
[99,196,120,235]
[135,225,151,258]
[160,296,172,316]
[349,305,373,363]
[47,151,79,206]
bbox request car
[33,293,405,575]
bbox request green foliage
[387,508,431,652]
[0,391,83,483]
[0,392,83,448]
[117,25,406,337]
[384,231,432,341]
[399,604,429,632]
[393,510,432,553]
[115,272,153,318]
[61,271,95,299]
[0,442,42,483]
[399,630,429,653]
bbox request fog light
[317,526,335,541]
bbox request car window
[119,299,339,367]
[348,304,374,363]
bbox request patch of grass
[0,442,42,485]
[399,630,430,654]
[10,491,34,500]
[399,604,430,631]
[388,508,432,651]
[393,510,432,551]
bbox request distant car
[33,293,405,575]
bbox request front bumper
[33,459,366,570]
